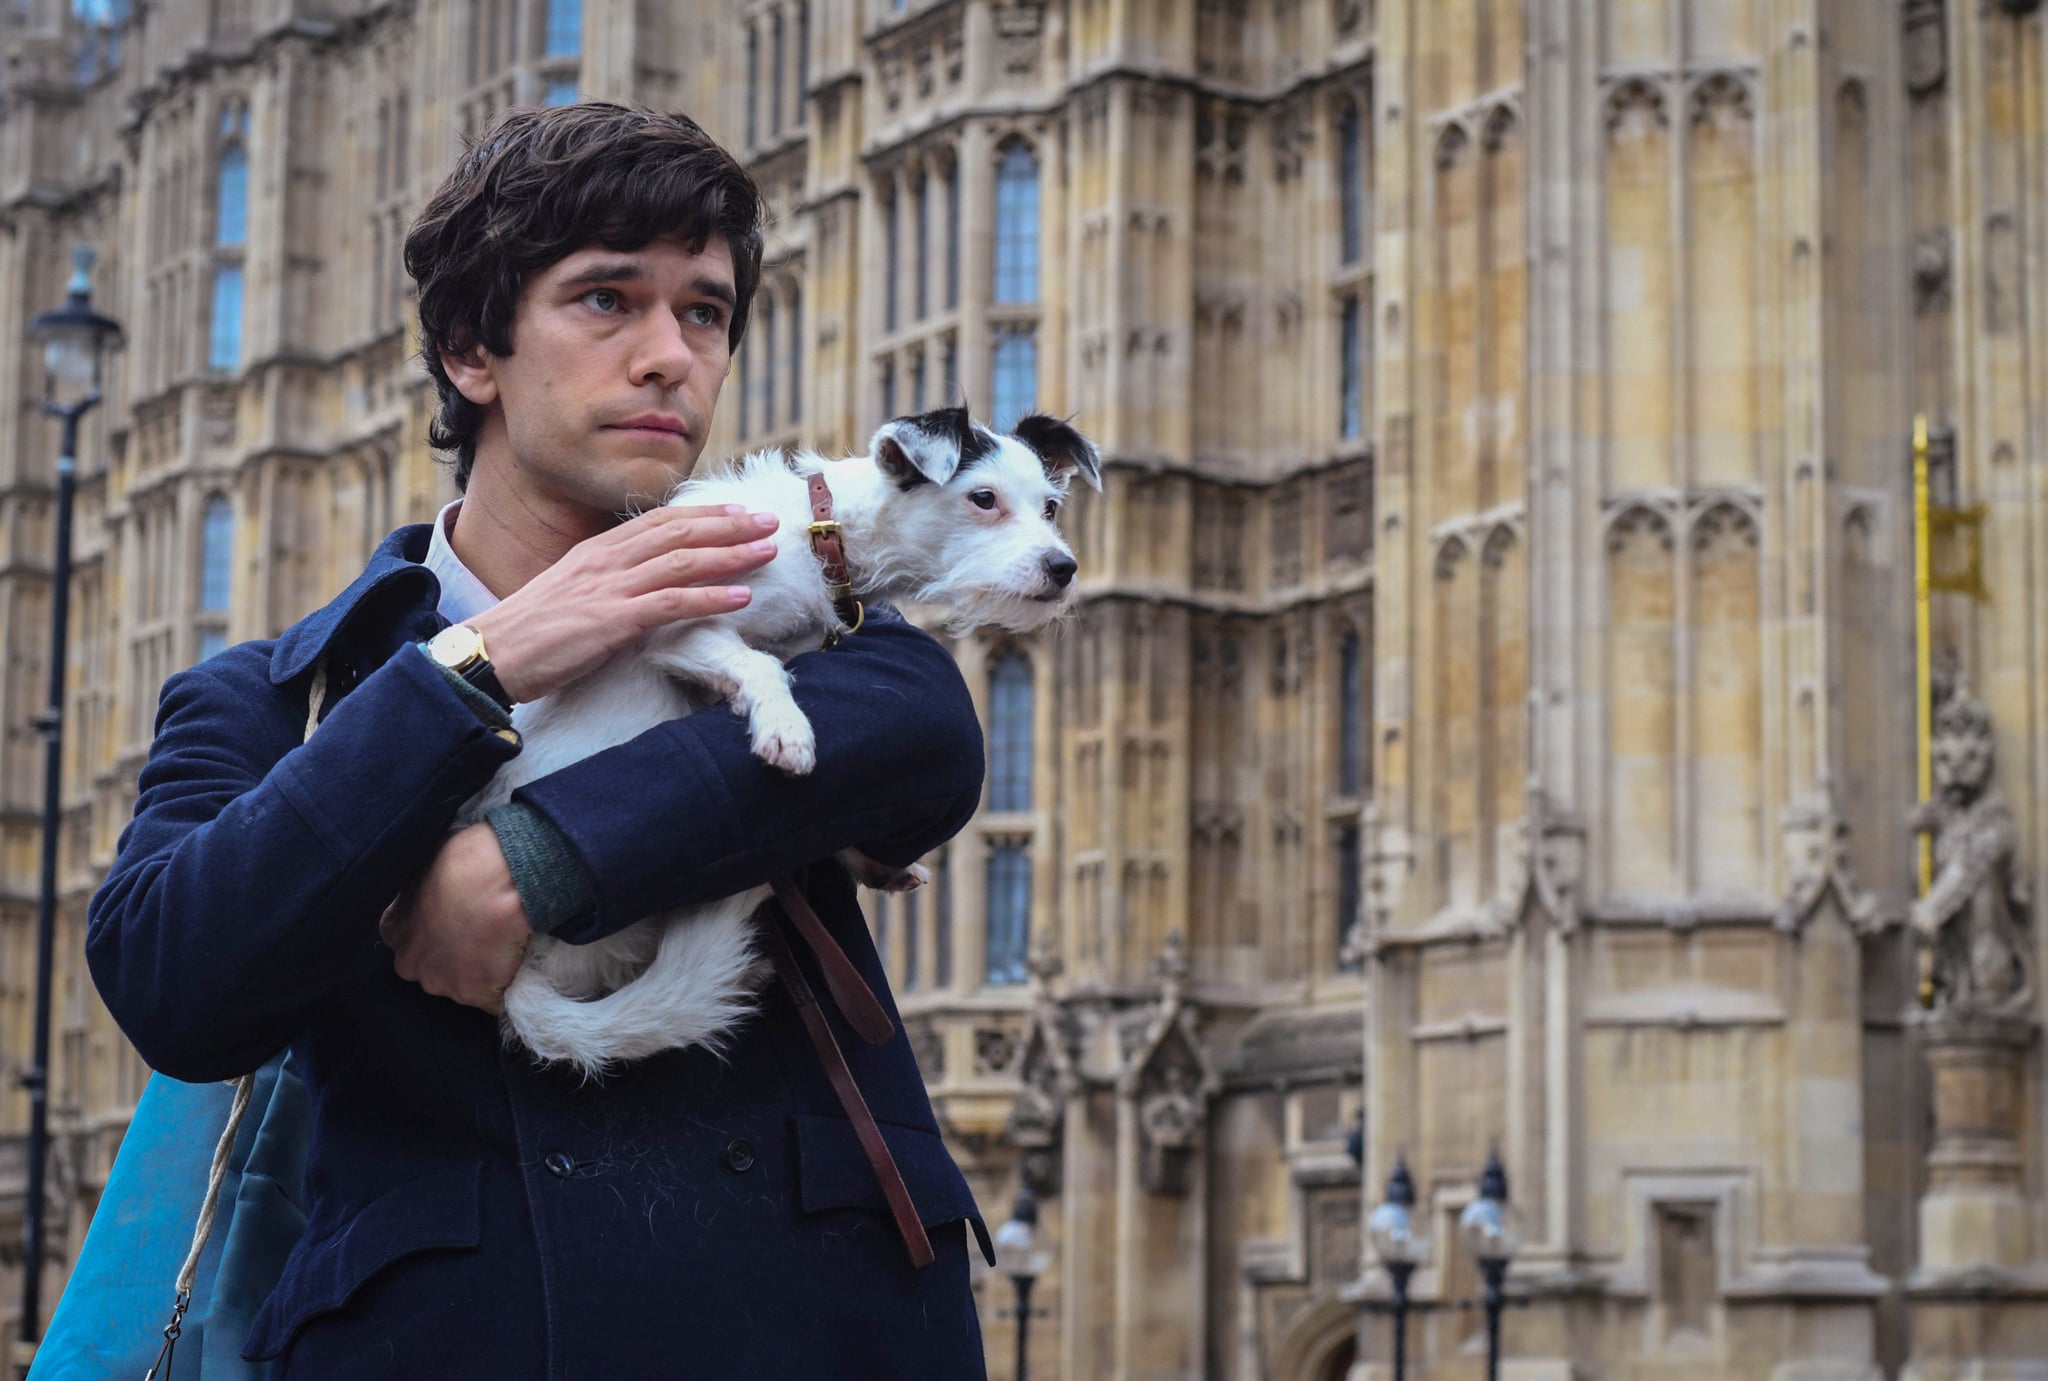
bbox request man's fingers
[612,509,780,569]
[622,537,777,597]
[627,584,754,629]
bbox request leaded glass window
[994,142,1039,303]
[1339,102,1364,265]
[1340,295,1362,440]
[1339,628,1364,795]
[788,283,803,425]
[216,145,247,248]
[1337,823,1362,971]
[200,496,233,612]
[545,0,580,57]
[989,651,1033,811]
[209,265,243,372]
[991,327,1036,432]
[985,842,1030,986]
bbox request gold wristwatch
[424,622,517,711]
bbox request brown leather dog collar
[805,472,865,646]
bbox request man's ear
[1012,413,1103,492]
[869,417,962,488]
[439,340,500,408]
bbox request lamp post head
[1367,1156,1429,1267]
[994,1184,1051,1285]
[29,245,124,416]
[1458,1149,1522,1268]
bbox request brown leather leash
[765,881,935,1269]
[805,472,865,645]
[765,483,929,1266]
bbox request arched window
[989,650,1034,811]
[200,495,233,612]
[1338,628,1364,794]
[1338,101,1364,265]
[216,144,247,248]
[991,327,1036,433]
[546,0,581,58]
[993,142,1039,302]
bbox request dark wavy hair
[404,102,766,489]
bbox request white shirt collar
[422,499,501,624]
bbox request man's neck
[447,461,614,598]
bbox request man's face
[450,233,737,519]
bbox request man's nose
[1043,553,1077,588]
[630,315,696,389]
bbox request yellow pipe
[1913,414,1934,1006]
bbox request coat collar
[268,524,441,685]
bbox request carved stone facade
[3,2,2048,1379]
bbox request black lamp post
[1365,1157,1428,1381]
[18,244,122,1351]
[1457,1150,1522,1381]
[993,1185,1052,1380]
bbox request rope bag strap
[147,660,328,1380]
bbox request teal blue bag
[31,1053,308,1380]
[36,666,324,1379]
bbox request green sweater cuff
[485,802,596,936]
[415,643,514,730]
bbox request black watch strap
[461,658,516,714]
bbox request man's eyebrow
[691,274,736,308]
[556,259,646,290]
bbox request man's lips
[608,415,689,438]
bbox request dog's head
[864,406,1102,633]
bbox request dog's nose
[1044,554,1077,588]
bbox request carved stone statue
[1137,1060,1202,1196]
[1909,686,2033,1016]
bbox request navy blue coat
[86,525,994,1379]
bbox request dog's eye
[969,490,998,511]
[1043,501,1060,521]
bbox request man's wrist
[416,644,516,730]
[486,803,595,935]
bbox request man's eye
[584,289,623,312]
[684,303,723,327]
[970,490,998,511]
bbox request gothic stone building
[0,2,2045,1379]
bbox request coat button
[543,1150,576,1179]
[724,1138,756,1174]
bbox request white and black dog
[459,407,1102,1078]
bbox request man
[87,103,992,1377]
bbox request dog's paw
[840,850,930,892]
[873,862,930,893]
[750,706,817,775]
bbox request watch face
[429,623,484,670]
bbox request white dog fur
[456,407,1102,1078]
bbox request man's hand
[380,823,534,1014]
[469,504,780,704]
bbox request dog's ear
[1012,414,1103,492]
[870,416,964,488]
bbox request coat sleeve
[515,613,987,947]
[85,647,521,1082]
